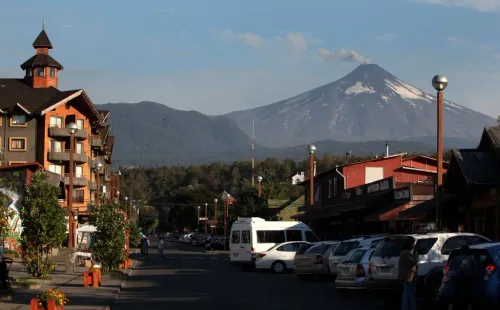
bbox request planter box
[83,270,102,287]
[30,298,64,310]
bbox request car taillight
[356,264,366,277]
[257,253,266,258]
[484,264,497,280]
[315,255,323,264]
[368,263,372,274]
[251,247,255,254]
[442,265,450,281]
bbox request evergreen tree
[91,201,126,271]
[20,170,66,277]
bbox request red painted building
[341,154,447,189]
[296,154,448,238]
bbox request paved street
[113,238,386,310]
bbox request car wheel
[271,261,286,274]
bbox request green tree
[20,170,66,277]
[138,206,159,234]
[128,221,141,248]
[91,201,126,272]
[0,174,18,242]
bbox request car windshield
[345,249,366,263]
[305,243,327,254]
[373,236,414,258]
[334,241,360,256]
[296,243,314,255]
[448,248,494,271]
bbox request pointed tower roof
[32,29,53,49]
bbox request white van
[229,217,318,270]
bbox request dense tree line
[120,151,452,232]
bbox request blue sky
[1,0,500,117]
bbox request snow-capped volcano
[225,64,495,148]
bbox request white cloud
[220,30,321,54]
[318,48,371,64]
[412,0,500,12]
[275,32,322,54]
[376,33,400,42]
[220,29,264,48]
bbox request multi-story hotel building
[0,27,116,216]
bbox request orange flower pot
[30,298,64,310]
[83,270,102,287]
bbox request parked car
[294,241,340,280]
[367,232,490,307]
[328,234,386,276]
[255,241,311,274]
[438,242,500,309]
[229,217,318,270]
[335,247,375,292]
[205,238,230,251]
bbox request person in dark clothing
[398,239,418,310]
[450,246,476,310]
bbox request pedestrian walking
[398,239,418,310]
[141,236,150,260]
[158,237,165,258]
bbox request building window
[73,189,84,203]
[26,69,33,77]
[9,137,26,151]
[76,142,84,154]
[48,164,63,175]
[328,179,333,198]
[49,116,63,128]
[75,166,83,178]
[76,119,84,130]
[36,68,44,77]
[49,68,55,78]
[50,140,63,152]
[9,161,27,165]
[10,115,27,126]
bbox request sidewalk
[1,251,139,310]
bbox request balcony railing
[91,136,103,148]
[48,124,88,140]
[72,195,85,203]
[63,173,87,187]
[47,149,87,163]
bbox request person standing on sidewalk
[158,237,165,258]
[398,240,418,310]
[141,237,150,260]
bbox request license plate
[380,266,391,273]
[232,253,239,257]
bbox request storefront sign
[340,177,395,202]
[394,186,411,201]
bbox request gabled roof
[98,110,110,121]
[403,154,449,165]
[450,149,500,186]
[479,126,500,151]
[21,54,63,70]
[33,29,53,49]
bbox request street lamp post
[214,198,218,234]
[125,196,129,218]
[204,202,208,233]
[257,176,263,198]
[308,144,316,207]
[432,75,448,231]
[95,161,103,208]
[197,206,200,230]
[67,122,78,249]
[223,194,231,251]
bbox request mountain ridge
[224,64,494,147]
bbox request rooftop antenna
[42,17,45,30]
[252,118,255,188]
